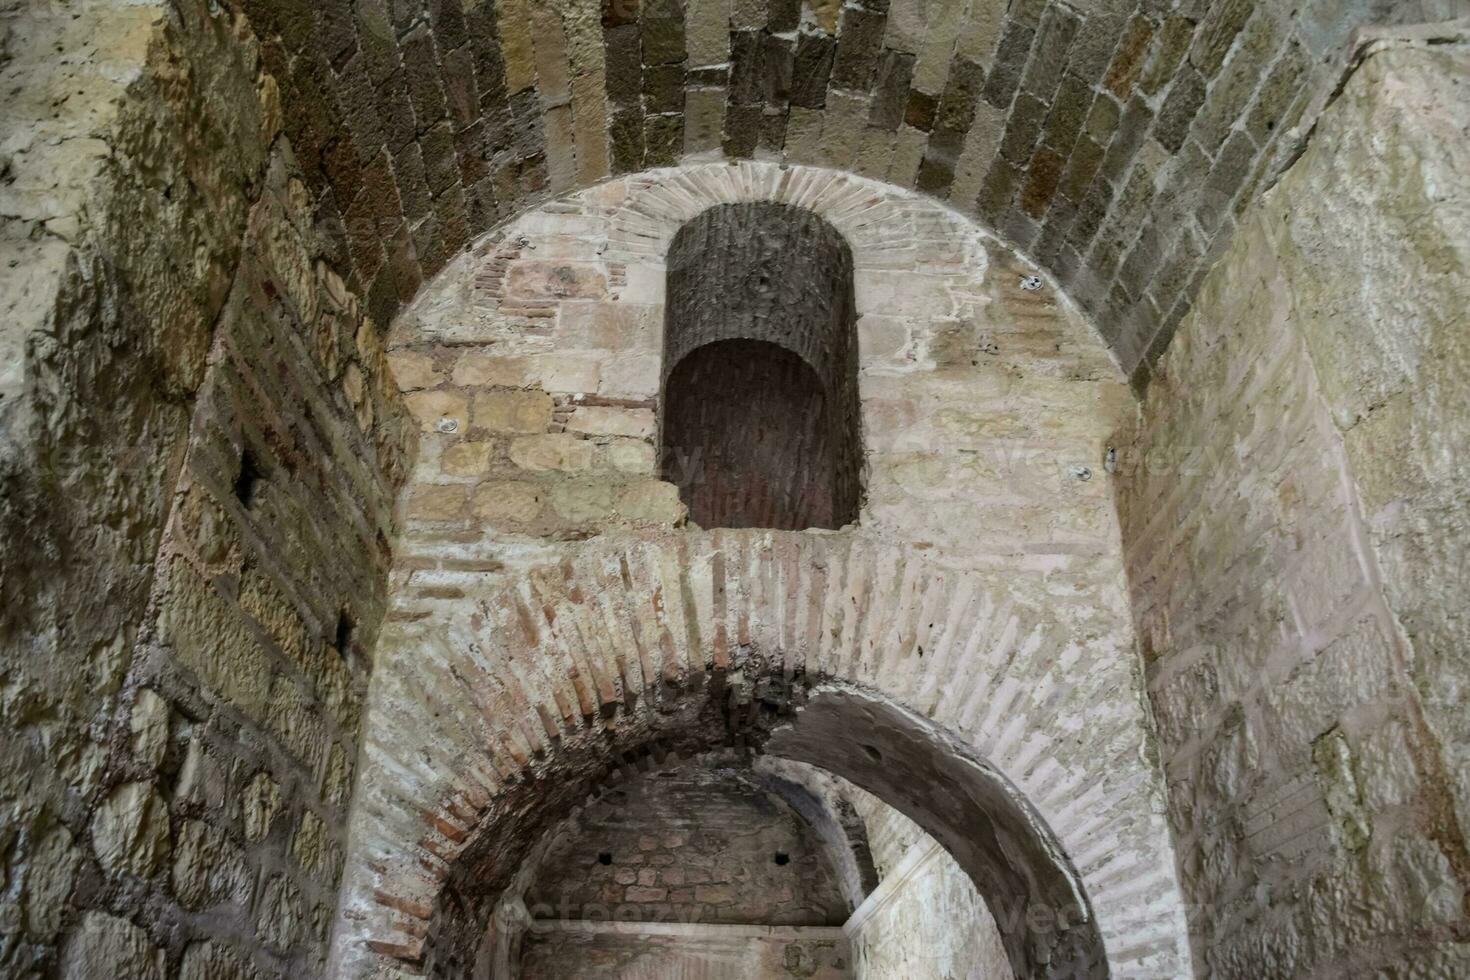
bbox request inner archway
[420,680,1105,980]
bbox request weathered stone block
[474,389,553,433]
[510,434,596,472]
[565,405,655,439]
[471,481,544,524]
[92,781,171,878]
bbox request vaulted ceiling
[238,0,1436,381]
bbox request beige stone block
[684,87,725,155]
[254,874,304,953]
[535,354,601,393]
[509,434,595,472]
[605,438,656,474]
[408,483,468,520]
[687,0,732,65]
[60,913,164,980]
[858,315,910,361]
[388,350,439,390]
[404,389,469,433]
[91,781,171,877]
[472,481,544,525]
[619,263,665,305]
[25,827,82,936]
[244,775,280,846]
[441,442,494,477]
[475,389,553,433]
[453,353,600,393]
[565,405,655,438]
[499,0,536,93]
[549,481,616,523]
[557,302,660,349]
[598,353,661,399]
[784,107,826,164]
[173,819,250,910]
[291,811,337,878]
[616,480,686,525]
[453,352,532,387]
[129,689,170,771]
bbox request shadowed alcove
[661,203,861,531]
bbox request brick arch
[233,0,1429,380]
[328,530,1189,978]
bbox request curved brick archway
[330,532,1185,978]
[221,0,1441,380]
[331,162,1190,978]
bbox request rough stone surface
[5,5,1466,978]
[1116,41,1470,980]
[0,1,413,975]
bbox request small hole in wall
[335,610,356,659]
[773,852,790,866]
[598,852,613,866]
[234,450,263,509]
[861,744,882,764]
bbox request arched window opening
[661,203,861,531]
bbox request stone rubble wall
[1115,40,1470,979]
[0,1,412,975]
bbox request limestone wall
[846,796,1012,980]
[0,1,411,975]
[1116,40,1470,978]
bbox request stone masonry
[2,2,1467,979]
[332,162,1190,979]
[1116,40,1470,980]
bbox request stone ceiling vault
[236,0,1445,384]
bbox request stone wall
[846,794,1012,980]
[525,760,850,926]
[1115,40,1470,979]
[332,163,1191,979]
[0,1,411,975]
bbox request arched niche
[661,203,861,531]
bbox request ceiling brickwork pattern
[236,0,1422,381]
